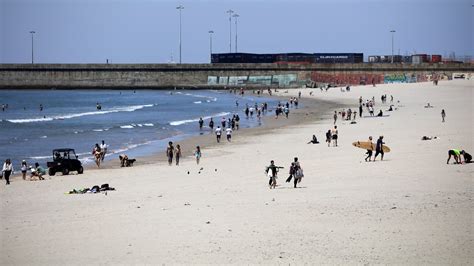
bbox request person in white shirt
[2,159,14,185]
[100,140,108,161]
[215,126,222,143]
[226,127,233,142]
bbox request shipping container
[414,54,429,62]
[431,55,442,63]
[412,55,423,64]
[313,53,363,63]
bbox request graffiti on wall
[384,73,409,83]
[207,74,298,87]
[311,72,384,85]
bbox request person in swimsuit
[331,126,338,147]
[175,144,182,166]
[166,141,174,166]
[194,146,202,164]
[373,136,385,161]
[365,136,374,162]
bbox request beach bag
[295,168,304,179]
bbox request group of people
[2,159,46,185]
[447,149,472,164]
[166,141,202,166]
[266,157,304,189]
[325,126,339,147]
[364,136,386,162]
[92,140,108,167]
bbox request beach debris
[198,171,201,174]
[391,206,397,210]
[187,171,190,174]
[137,206,140,208]
[184,202,191,206]
[215,168,217,172]
[200,167,204,171]
[206,221,211,224]
[272,198,275,202]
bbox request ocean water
[0,89,280,167]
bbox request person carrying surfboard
[365,136,374,162]
[373,136,385,161]
[266,160,282,189]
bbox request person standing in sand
[100,140,108,162]
[365,136,374,162]
[2,159,13,185]
[373,136,385,161]
[333,111,337,124]
[20,160,28,180]
[441,109,446,122]
[326,130,332,147]
[166,141,174,166]
[194,146,201,164]
[331,126,338,147]
[175,144,182,166]
[92,143,102,167]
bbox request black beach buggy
[47,148,84,176]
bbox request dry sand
[1,79,472,264]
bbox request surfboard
[352,141,391,152]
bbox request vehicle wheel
[49,168,55,176]
[77,166,84,174]
[62,168,69,175]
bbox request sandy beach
[1,80,472,264]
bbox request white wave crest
[169,112,230,126]
[7,104,154,123]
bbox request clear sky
[0,0,472,64]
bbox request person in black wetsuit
[373,136,385,161]
[198,117,204,130]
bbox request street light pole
[232,13,239,53]
[208,30,214,63]
[390,30,396,63]
[226,9,234,53]
[29,31,36,64]
[176,5,184,64]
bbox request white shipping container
[412,55,422,64]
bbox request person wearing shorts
[331,126,338,147]
[447,149,461,164]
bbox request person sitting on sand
[307,135,319,144]
[387,105,394,111]
[424,103,433,108]
[377,110,383,117]
[421,136,438,141]
[461,150,472,163]
[447,149,462,164]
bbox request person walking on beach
[100,140,108,162]
[331,126,338,147]
[92,143,102,167]
[2,159,13,185]
[333,111,337,124]
[166,141,174,166]
[266,160,279,189]
[441,109,446,122]
[215,126,222,143]
[373,136,385,161]
[325,130,332,147]
[194,146,201,164]
[175,144,182,166]
[209,118,214,129]
[365,136,374,162]
[221,117,226,128]
[20,160,28,180]
[226,127,232,142]
[198,117,204,130]
[286,157,303,188]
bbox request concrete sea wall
[0,63,472,89]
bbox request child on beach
[194,146,201,164]
[447,149,462,164]
[166,141,174,166]
[92,144,102,167]
[20,160,28,180]
[175,144,182,166]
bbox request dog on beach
[119,154,136,167]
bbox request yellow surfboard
[352,141,391,153]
